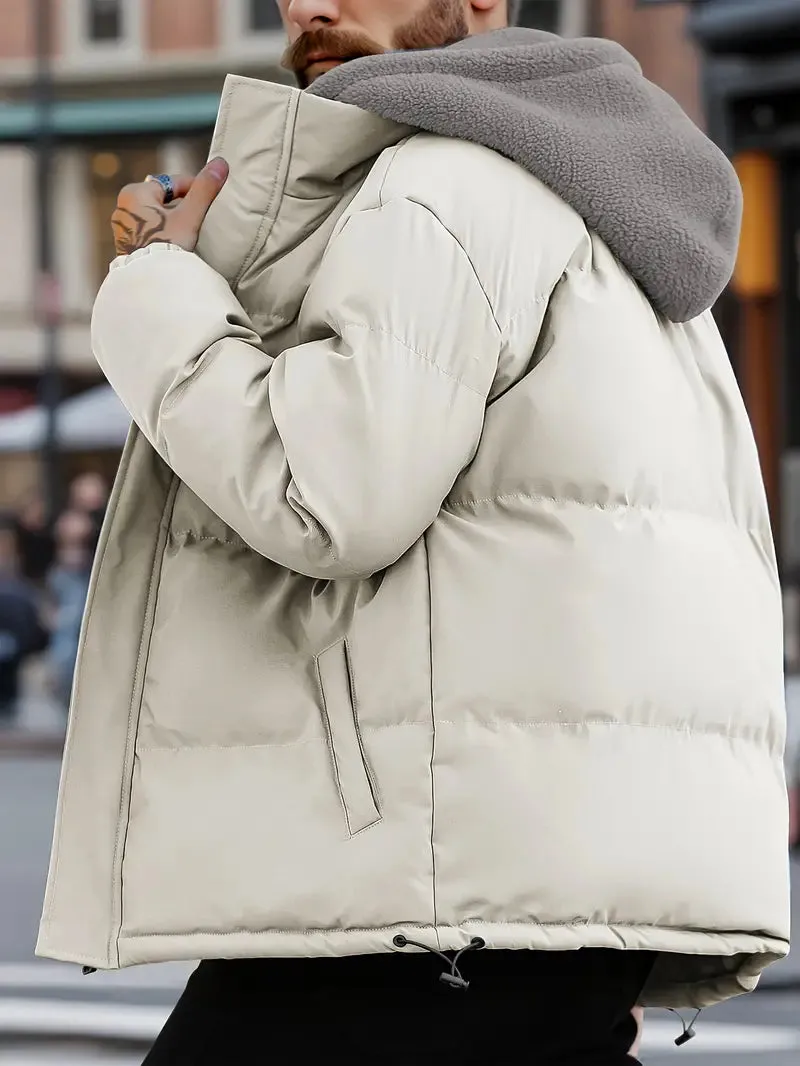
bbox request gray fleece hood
[309,28,742,323]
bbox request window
[221,0,286,52]
[248,0,282,32]
[516,1,561,33]
[515,0,589,36]
[87,0,123,42]
[63,0,143,64]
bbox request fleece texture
[310,27,742,322]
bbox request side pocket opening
[315,639,381,836]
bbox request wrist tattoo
[112,206,172,256]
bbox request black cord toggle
[392,934,486,989]
[668,1007,702,1047]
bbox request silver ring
[145,173,175,204]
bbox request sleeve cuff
[109,243,192,272]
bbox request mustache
[282,27,385,78]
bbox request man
[67,472,110,554]
[38,2,789,1063]
[46,508,94,709]
[0,516,48,723]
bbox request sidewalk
[0,962,190,1052]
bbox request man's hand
[110,157,229,257]
[630,1006,644,1059]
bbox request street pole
[34,0,62,529]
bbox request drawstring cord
[392,938,702,1048]
[77,941,704,1047]
[393,934,486,989]
[667,1007,702,1047]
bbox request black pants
[143,947,654,1064]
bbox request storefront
[685,1,800,575]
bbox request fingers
[118,180,162,208]
[182,158,229,222]
[119,161,227,215]
[167,175,194,199]
[147,174,194,201]
[120,174,193,208]
[111,159,228,256]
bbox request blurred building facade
[0,0,298,502]
[678,0,800,591]
[0,0,782,551]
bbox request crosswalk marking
[0,999,169,1041]
[0,962,193,993]
[0,1046,140,1064]
[641,1018,800,1055]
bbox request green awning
[0,92,222,142]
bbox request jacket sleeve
[91,198,501,579]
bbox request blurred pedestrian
[68,472,109,556]
[38,3,789,1064]
[14,489,54,585]
[46,510,93,710]
[787,671,800,848]
[0,515,48,724]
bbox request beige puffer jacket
[38,76,789,1009]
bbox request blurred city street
[0,740,798,1063]
[0,750,192,1063]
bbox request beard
[283,0,470,88]
[393,0,470,51]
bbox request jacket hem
[36,920,789,1009]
